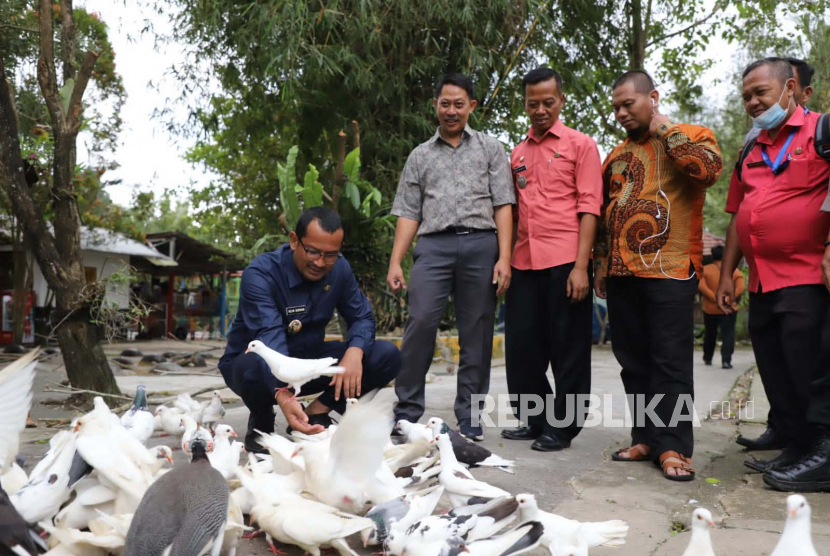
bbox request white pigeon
[207,424,240,480]
[362,485,445,547]
[56,446,172,530]
[39,519,126,555]
[174,392,204,423]
[255,429,306,474]
[1,459,28,495]
[201,391,226,431]
[10,429,77,524]
[427,417,515,473]
[294,391,400,513]
[515,493,629,553]
[433,434,510,507]
[439,521,545,556]
[396,419,434,444]
[681,508,716,556]
[91,396,123,430]
[153,405,186,437]
[770,494,818,556]
[385,513,480,556]
[221,494,251,556]
[120,385,156,445]
[245,340,345,399]
[180,414,213,456]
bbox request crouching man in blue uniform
[219,207,402,452]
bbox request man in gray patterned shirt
[387,73,515,440]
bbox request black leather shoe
[744,445,803,473]
[244,413,272,454]
[764,436,830,492]
[531,434,571,452]
[703,359,712,366]
[722,362,733,369]
[501,426,543,441]
[286,412,334,436]
[736,427,786,451]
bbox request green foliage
[302,164,324,208]
[277,146,302,230]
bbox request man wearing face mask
[594,71,723,481]
[744,58,815,145]
[389,73,515,440]
[501,67,602,452]
[717,58,830,491]
[737,57,816,452]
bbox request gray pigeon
[124,437,229,556]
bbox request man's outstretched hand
[276,389,325,435]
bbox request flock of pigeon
[0,344,825,556]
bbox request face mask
[752,86,792,130]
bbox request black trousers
[749,285,830,448]
[220,340,401,432]
[505,263,593,440]
[703,312,737,365]
[607,276,697,458]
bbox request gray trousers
[394,231,498,424]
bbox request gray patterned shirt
[392,125,515,235]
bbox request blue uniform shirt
[219,243,376,391]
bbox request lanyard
[760,129,797,175]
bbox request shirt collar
[280,243,304,289]
[526,119,565,143]
[757,104,805,146]
[431,124,475,145]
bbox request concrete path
[12,340,830,555]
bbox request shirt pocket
[541,153,577,197]
[776,157,811,192]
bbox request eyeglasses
[299,238,341,265]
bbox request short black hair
[786,57,815,89]
[742,57,794,84]
[295,207,343,240]
[612,70,656,93]
[522,67,563,94]
[711,245,724,261]
[435,73,475,101]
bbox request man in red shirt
[717,57,830,492]
[501,67,602,452]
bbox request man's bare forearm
[390,217,420,266]
[494,204,513,262]
[575,213,598,270]
[720,215,743,278]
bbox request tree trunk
[629,0,646,70]
[11,244,30,345]
[56,316,119,395]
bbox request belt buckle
[455,227,471,235]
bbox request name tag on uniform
[512,165,527,173]
[286,306,306,316]
[746,161,766,168]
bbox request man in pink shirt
[717,57,830,491]
[501,67,603,452]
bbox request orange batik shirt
[595,121,723,280]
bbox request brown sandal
[611,443,651,462]
[658,451,695,482]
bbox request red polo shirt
[510,120,603,270]
[725,107,830,293]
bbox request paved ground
[12,339,830,555]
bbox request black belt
[440,226,495,235]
